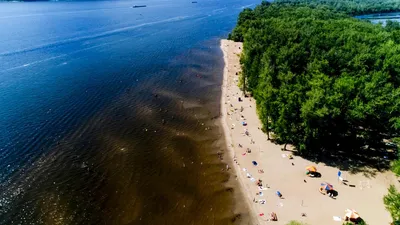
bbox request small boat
[192,1,197,3]
[132,5,146,8]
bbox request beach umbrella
[305,166,317,172]
[321,183,333,191]
[345,209,360,220]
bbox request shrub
[384,185,400,222]
[286,221,308,225]
[392,160,400,176]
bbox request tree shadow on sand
[293,143,395,178]
[271,136,396,178]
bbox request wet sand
[220,39,399,225]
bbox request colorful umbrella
[305,166,317,172]
[321,183,333,191]
[345,209,360,220]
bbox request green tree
[275,0,400,15]
[230,3,400,155]
[392,157,400,176]
[384,185,400,222]
[230,2,400,224]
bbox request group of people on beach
[226,86,284,222]
[224,42,306,223]
[221,41,378,225]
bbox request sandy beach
[220,39,399,225]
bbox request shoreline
[220,40,261,225]
[220,39,397,225]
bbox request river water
[0,1,258,224]
[356,12,400,24]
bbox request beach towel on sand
[333,216,341,221]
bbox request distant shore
[220,39,396,225]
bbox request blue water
[0,1,258,224]
[356,12,400,24]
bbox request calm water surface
[356,12,400,24]
[0,1,258,224]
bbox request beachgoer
[269,212,278,221]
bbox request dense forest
[229,2,400,156]
[229,1,400,222]
[276,0,400,15]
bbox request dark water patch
[0,39,250,225]
[0,1,258,224]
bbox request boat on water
[132,5,147,8]
[192,1,198,3]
